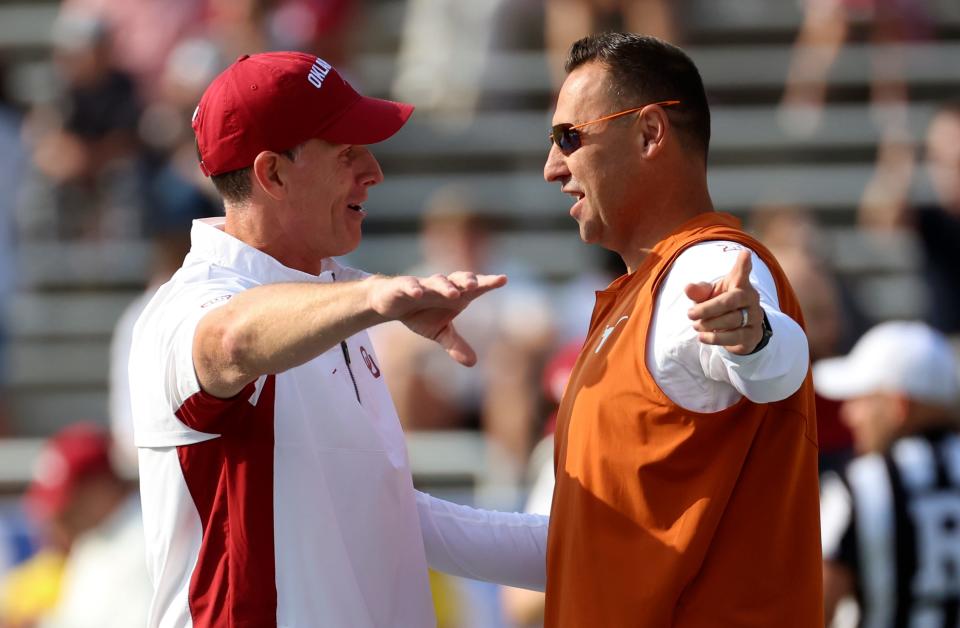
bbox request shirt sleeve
[131,276,256,447]
[166,282,260,433]
[653,241,809,405]
[415,490,548,591]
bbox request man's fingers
[474,273,507,290]
[433,323,477,367]
[693,306,758,333]
[728,251,753,288]
[688,289,753,321]
[696,328,757,353]
[446,272,507,295]
[684,282,715,304]
[446,271,479,292]
[420,274,462,299]
[467,274,507,299]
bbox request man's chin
[578,224,601,245]
[333,242,360,258]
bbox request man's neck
[618,203,715,274]
[224,204,325,275]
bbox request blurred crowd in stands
[0,0,958,626]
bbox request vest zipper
[340,340,361,405]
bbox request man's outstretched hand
[366,272,508,366]
[684,251,763,355]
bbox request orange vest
[545,213,822,627]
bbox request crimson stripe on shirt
[176,376,277,628]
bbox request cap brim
[813,356,876,401]
[319,95,414,145]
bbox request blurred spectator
[748,205,824,263]
[20,11,143,240]
[751,207,860,472]
[372,187,553,474]
[500,340,580,628]
[392,0,504,116]
[815,322,960,625]
[204,0,272,64]
[779,0,929,137]
[138,37,225,161]
[265,0,361,70]
[22,423,150,628]
[544,0,679,89]
[859,102,960,334]
[205,0,360,76]
[61,0,203,100]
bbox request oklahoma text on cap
[192,52,415,177]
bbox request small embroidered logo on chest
[360,346,381,378]
[595,316,630,354]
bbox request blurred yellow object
[0,549,66,623]
[428,569,462,628]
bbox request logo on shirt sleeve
[200,294,233,309]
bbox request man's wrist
[362,274,393,325]
[749,310,773,355]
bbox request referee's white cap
[814,321,960,405]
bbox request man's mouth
[348,203,363,212]
[563,190,585,205]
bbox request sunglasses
[549,100,681,155]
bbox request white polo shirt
[130,218,434,628]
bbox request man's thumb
[435,324,477,367]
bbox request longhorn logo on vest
[307,57,332,89]
[360,346,381,378]
[595,316,629,354]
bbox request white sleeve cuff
[712,304,810,403]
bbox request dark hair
[210,167,253,204]
[566,32,711,158]
[200,143,302,204]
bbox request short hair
[210,167,253,204]
[201,143,304,205]
[565,32,711,158]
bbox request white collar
[189,217,345,283]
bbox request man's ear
[252,151,287,201]
[636,105,669,158]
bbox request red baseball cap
[24,423,113,521]
[192,51,414,176]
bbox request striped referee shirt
[821,429,960,628]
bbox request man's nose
[359,148,384,187]
[543,143,569,183]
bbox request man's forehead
[552,63,615,123]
